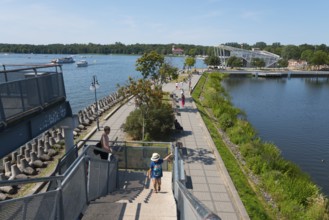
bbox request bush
[124,108,143,140]
[124,103,174,141]
[218,113,234,130]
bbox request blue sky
[1,0,329,46]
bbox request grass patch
[191,72,329,219]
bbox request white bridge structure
[214,45,281,68]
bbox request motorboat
[76,60,88,67]
[51,57,75,64]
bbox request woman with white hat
[147,152,172,193]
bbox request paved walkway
[163,76,249,220]
[81,74,249,220]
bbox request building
[288,59,308,70]
[172,45,184,55]
[214,45,281,68]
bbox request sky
[1,0,329,46]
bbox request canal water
[222,77,329,196]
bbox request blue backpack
[153,163,162,178]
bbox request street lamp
[90,75,100,130]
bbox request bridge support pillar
[57,115,79,153]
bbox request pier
[218,69,329,78]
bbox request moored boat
[51,56,75,64]
[76,60,88,67]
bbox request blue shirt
[150,159,163,178]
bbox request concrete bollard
[38,146,51,161]
[58,132,64,141]
[44,133,49,143]
[2,157,9,167]
[49,137,56,146]
[38,139,44,148]
[44,141,50,154]
[16,154,22,167]
[30,152,38,162]
[9,164,21,180]
[32,143,38,153]
[25,148,31,162]
[11,152,18,164]
[4,161,12,177]
[20,146,26,156]
[29,152,44,168]
[26,142,32,151]
[20,158,36,175]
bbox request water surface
[222,77,329,195]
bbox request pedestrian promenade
[163,76,249,220]
[82,74,249,220]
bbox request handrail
[173,146,221,220]
[0,63,62,74]
[176,181,221,220]
[0,175,64,187]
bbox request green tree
[281,45,300,60]
[253,42,267,50]
[187,48,197,56]
[124,77,174,140]
[204,55,221,66]
[251,58,265,69]
[159,62,178,83]
[277,59,289,68]
[136,51,165,85]
[310,50,329,67]
[300,49,314,63]
[227,56,243,68]
[127,78,163,108]
[184,56,196,72]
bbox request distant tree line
[1,42,329,66]
[0,42,212,56]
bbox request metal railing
[0,140,221,220]
[172,146,221,220]
[0,144,118,220]
[81,140,171,171]
[0,64,66,123]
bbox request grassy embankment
[191,72,329,220]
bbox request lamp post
[90,75,100,130]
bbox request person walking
[181,93,185,108]
[147,152,172,193]
[100,126,112,160]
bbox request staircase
[82,170,177,220]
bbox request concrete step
[82,171,176,220]
[118,172,176,219]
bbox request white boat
[76,60,88,67]
[51,57,75,64]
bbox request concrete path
[163,75,249,220]
[81,74,249,220]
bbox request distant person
[174,119,183,131]
[175,82,178,89]
[181,93,185,108]
[147,152,172,193]
[99,126,112,160]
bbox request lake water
[0,53,206,113]
[222,77,329,196]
